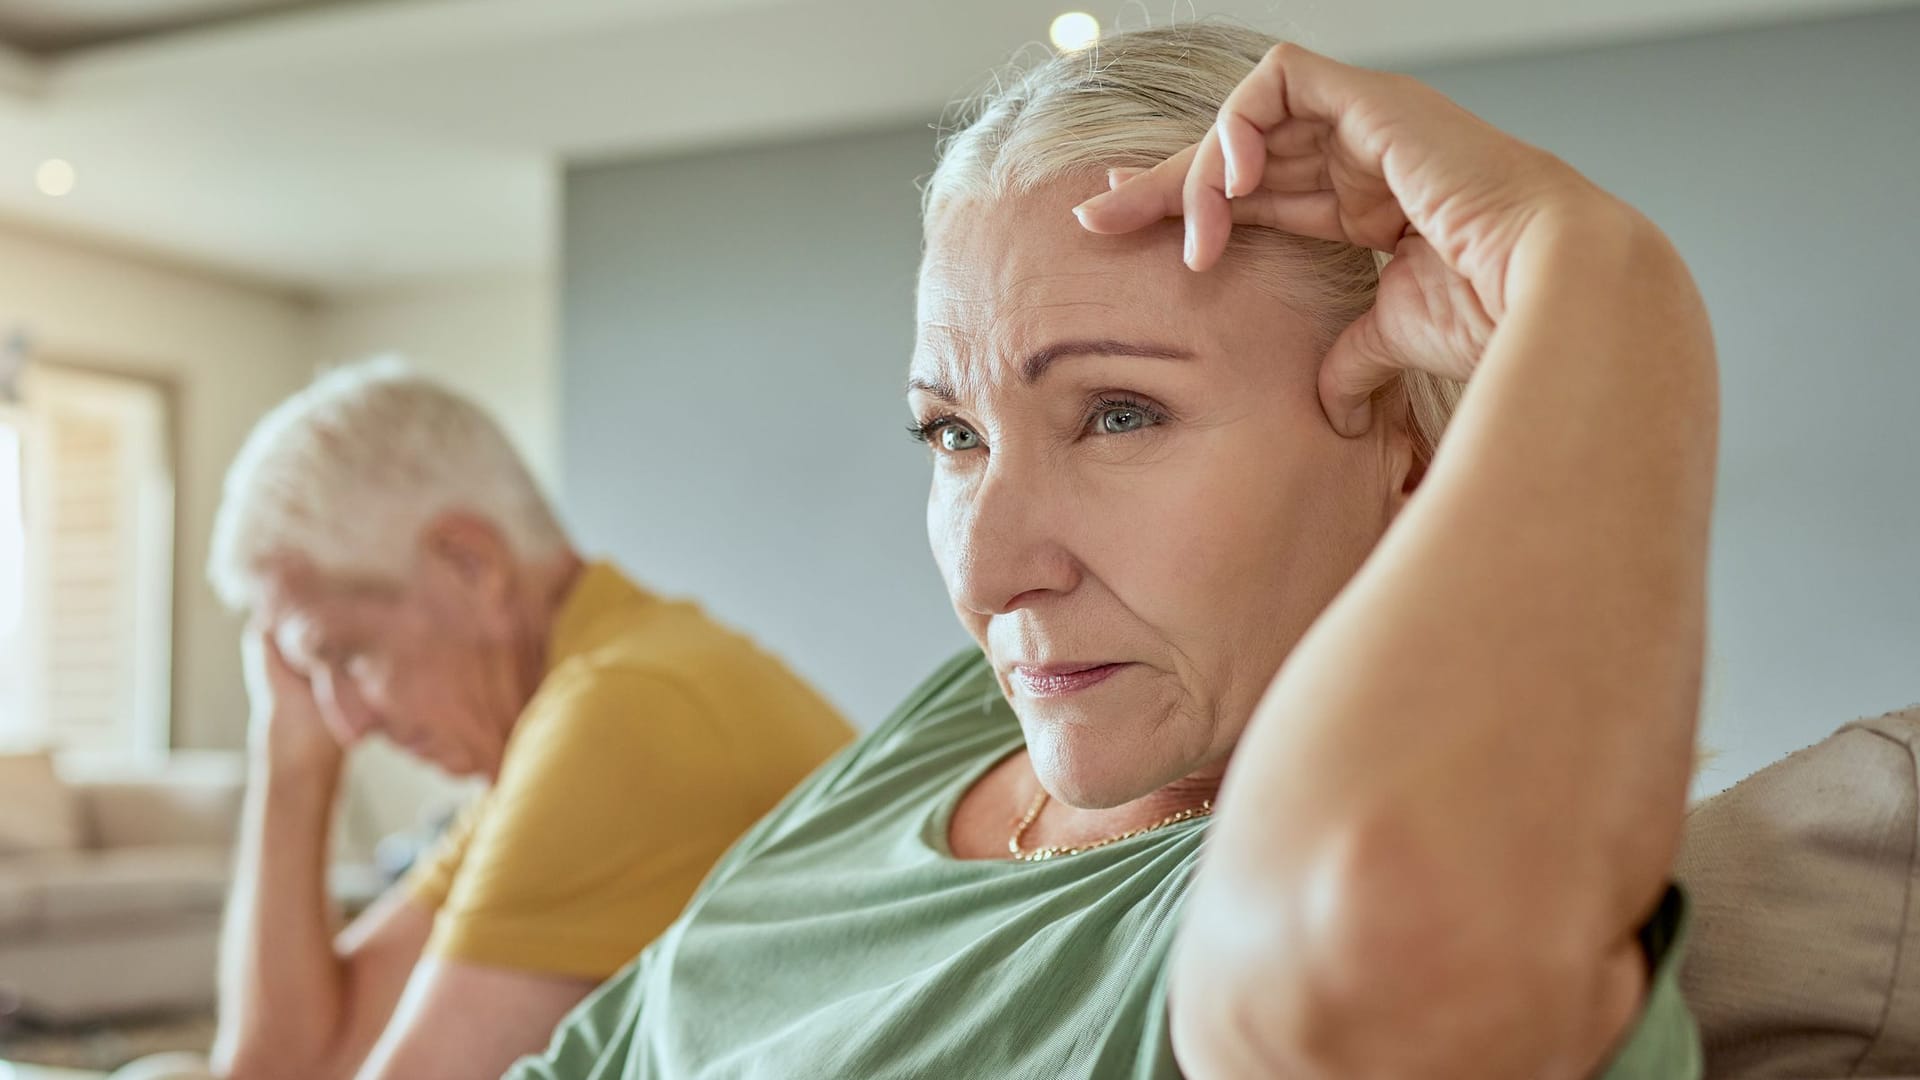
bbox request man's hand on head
[243,623,348,780]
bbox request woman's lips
[1010,662,1128,698]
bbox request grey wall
[563,128,967,729]
[1405,11,1920,792]
[562,10,1919,788]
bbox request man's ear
[417,512,515,608]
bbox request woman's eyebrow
[906,374,958,403]
[906,340,1194,403]
[1019,340,1195,384]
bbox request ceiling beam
[48,0,783,96]
[0,41,45,100]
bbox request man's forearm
[212,752,353,1078]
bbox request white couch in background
[0,743,452,1030]
[0,753,243,1024]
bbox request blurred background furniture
[0,1061,107,1080]
[0,745,451,1072]
[0,753,242,1025]
[1679,705,1920,1079]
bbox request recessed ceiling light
[35,159,75,198]
[1050,12,1100,52]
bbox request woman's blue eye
[1098,405,1153,434]
[939,424,981,452]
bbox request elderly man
[200,359,852,1080]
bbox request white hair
[924,21,1463,461]
[207,356,567,610]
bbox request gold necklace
[1007,790,1213,862]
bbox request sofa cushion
[1677,705,1920,1078]
[0,750,82,855]
[0,846,231,937]
[0,869,38,934]
[71,758,247,850]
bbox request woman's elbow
[1170,814,1639,1080]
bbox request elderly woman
[513,22,1713,1079]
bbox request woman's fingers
[1078,44,1370,260]
[1080,165,1347,247]
[1217,42,1362,139]
[1266,118,1330,157]
[1086,159,1348,244]
[1217,108,1269,200]
[1227,190,1347,244]
[1082,154,1336,238]
[1073,144,1197,233]
[1260,153,1330,193]
[1183,124,1235,269]
[1318,307,1405,437]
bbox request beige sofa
[0,754,244,1025]
[1678,704,1920,1078]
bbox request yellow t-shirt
[405,560,853,978]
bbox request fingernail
[1345,399,1374,435]
[1183,229,1196,268]
[1224,156,1239,198]
[1072,205,1092,228]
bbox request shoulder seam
[1845,728,1919,1076]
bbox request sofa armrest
[64,752,248,851]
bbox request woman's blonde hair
[923,22,1463,461]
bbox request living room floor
[0,1011,212,1074]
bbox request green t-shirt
[508,649,1700,1079]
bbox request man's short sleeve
[422,663,766,979]
[404,796,482,910]
[505,948,655,1080]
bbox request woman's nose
[941,462,1081,616]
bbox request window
[0,361,175,761]
[0,406,27,738]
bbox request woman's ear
[1382,392,1428,523]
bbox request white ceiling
[0,0,1908,293]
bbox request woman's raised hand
[1073,43,1625,435]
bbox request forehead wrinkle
[995,264,1113,293]
[993,266,1121,317]
[915,198,1168,402]
[916,276,1123,391]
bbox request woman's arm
[1081,46,1718,1079]
[1177,204,1714,1080]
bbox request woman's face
[912,179,1417,810]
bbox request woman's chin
[1014,674,1218,808]
[1025,736,1172,811]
